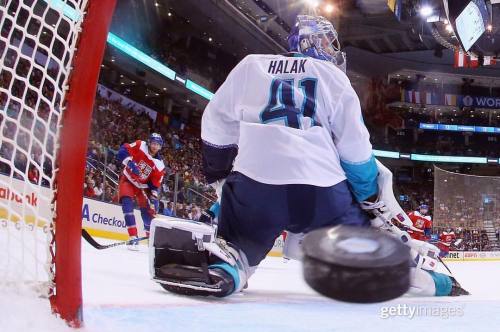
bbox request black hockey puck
[302,225,410,303]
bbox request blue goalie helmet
[287,15,346,72]
[149,132,164,147]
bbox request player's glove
[126,160,140,176]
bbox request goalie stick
[81,228,148,250]
[437,256,454,276]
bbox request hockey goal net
[0,0,115,326]
[434,166,500,229]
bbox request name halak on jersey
[267,58,307,75]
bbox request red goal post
[0,0,116,327]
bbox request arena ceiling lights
[47,0,215,101]
[373,150,490,164]
[42,0,82,21]
[419,5,434,17]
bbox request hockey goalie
[148,15,469,301]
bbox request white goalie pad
[373,159,441,268]
[282,231,305,261]
[407,267,436,296]
[374,159,414,230]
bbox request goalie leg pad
[149,217,249,297]
[407,267,436,296]
[407,268,454,297]
[282,231,305,261]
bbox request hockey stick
[437,255,469,294]
[373,211,455,266]
[81,228,148,250]
[372,211,468,289]
[437,255,453,275]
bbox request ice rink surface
[4,240,500,332]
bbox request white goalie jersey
[201,54,378,201]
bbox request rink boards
[443,251,500,261]
[0,172,497,260]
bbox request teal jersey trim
[340,155,378,202]
[209,202,220,218]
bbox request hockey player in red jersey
[407,204,432,241]
[117,133,165,249]
[437,228,456,257]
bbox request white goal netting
[0,0,88,296]
[434,166,500,230]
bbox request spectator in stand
[158,201,166,216]
[93,177,104,199]
[188,206,201,221]
[28,165,39,184]
[175,203,186,219]
[103,186,116,203]
[162,201,175,217]
[83,178,96,198]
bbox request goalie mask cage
[0,0,116,327]
[434,166,500,230]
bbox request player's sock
[127,225,138,237]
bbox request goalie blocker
[149,216,250,297]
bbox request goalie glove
[361,159,441,269]
[361,159,423,232]
[359,199,393,228]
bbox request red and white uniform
[119,140,165,205]
[407,211,432,241]
[437,231,456,254]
